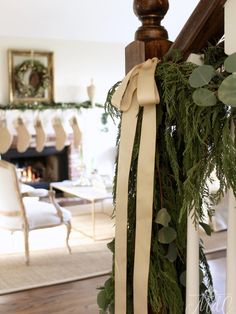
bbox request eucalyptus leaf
[155,208,171,226]
[180,271,186,287]
[192,88,217,107]
[199,222,212,236]
[97,290,109,311]
[218,74,236,106]
[189,65,215,88]
[158,226,177,244]
[224,52,236,73]
[166,242,178,262]
[104,278,113,298]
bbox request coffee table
[50,181,113,240]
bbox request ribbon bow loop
[137,58,160,107]
[112,58,160,112]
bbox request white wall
[0,37,124,176]
[0,36,125,104]
[0,1,199,44]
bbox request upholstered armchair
[0,160,72,265]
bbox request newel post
[125,0,172,73]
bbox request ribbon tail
[133,105,156,314]
[115,96,139,314]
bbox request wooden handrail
[171,0,226,58]
[126,0,226,70]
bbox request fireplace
[1,146,69,189]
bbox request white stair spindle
[225,188,236,313]
[186,214,199,314]
[225,0,236,309]
[225,120,236,313]
[225,0,236,55]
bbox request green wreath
[14,59,50,98]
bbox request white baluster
[225,120,236,313]
[225,0,236,309]
[186,214,199,314]
[225,0,236,55]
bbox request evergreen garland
[0,101,109,126]
[98,45,236,313]
[0,101,98,111]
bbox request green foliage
[97,44,236,313]
[200,222,213,236]
[0,101,101,111]
[97,290,109,311]
[203,43,226,70]
[189,65,215,88]
[200,243,215,313]
[155,208,171,226]
[192,88,217,107]
[224,52,236,73]
[158,227,177,244]
[218,74,236,106]
[97,277,114,313]
[0,101,110,128]
[104,81,121,123]
[165,243,178,262]
[189,49,236,107]
[180,271,186,287]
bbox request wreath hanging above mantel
[14,59,50,98]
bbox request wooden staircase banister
[126,0,226,71]
[171,0,227,59]
[122,1,227,313]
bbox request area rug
[0,242,112,295]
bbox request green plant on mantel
[0,101,96,111]
[0,101,110,127]
[98,44,236,314]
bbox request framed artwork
[8,49,54,104]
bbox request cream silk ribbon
[112,58,160,314]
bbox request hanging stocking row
[0,115,82,153]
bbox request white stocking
[34,118,46,152]
[69,116,82,149]
[14,117,31,153]
[0,119,12,154]
[52,117,67,151]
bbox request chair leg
[23,227,30,265]
[65,222,72,254]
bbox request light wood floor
[0,231,226,314]
[0,257,226,314]
[0,275,109,314]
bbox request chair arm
[48,190,64,222]
[21,189,49,198]
[20,182,48,197]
